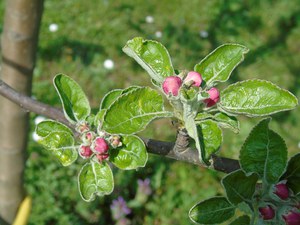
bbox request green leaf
[214,113,240,133]
[229,215,251,225]
[100,89,123,110]
[78,161,114,202]
[198,120,222,162]
[94,109,106,127]
[240,118,288,184]
[282,153,300,195]
[194,44,249,87]
[35,120,73,137]
[222,169,258,205]
[103,87,173,134]
[195,113,239,133]
[123,37,175,83]
[100,86,140,110]
[189,197,236,224]
[38,131,77,166]
[54,74,91,123]
[195,112,214,121]
[109,135,148,170]
[218,79,298,117]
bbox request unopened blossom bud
[204,87,220,107]
[79,145,93,158]
[76,122,90,133]
[96,153,109,162]
[110,135,122,148]
[274,182,290,200]
[81,131,96,144]
[184,71,202,87]
[162,76,182,96]
[282,210,300,225]
[259,205,275,220]
[93,137,109,154]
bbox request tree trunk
[0,0,43,223]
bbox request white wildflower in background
[34,116,46,125]
[49,23,59,32]
[145,15,154,24]
[32,132,41,142]
[199,30,209,38]
[155,31,162,38]
[298,141,300,149]
[103,59,114,70]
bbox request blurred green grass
[1,0,300,224]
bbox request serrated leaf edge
[218,79,298,117]
[110,135,148,170]
[194,43,249,86]
[53,73,91,123]
[103,87,173,135]
[123,37,175,83]
[78,161,114,202]
[189,196,236,224]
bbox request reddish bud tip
[76,122,90,133]
[204,87,220,107]
[110,135,122,148]
[93,137,109,154]
[162,76,182,96]
[259,205,275,220]
[96,153,109,162]
[79,145,93,158]
[282,210,300,225]
[184,71,202,87]
[274,182,289,200]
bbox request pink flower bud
[204,87,220,107]
[93,137,109,154]
[79,145,93,158]
[184,71,202,87]
[282,210,300,225]
[96,153,109,162]
[259,205,275,220]
[110,135,122,148]
[274,182,289,200]
[162,76,182,96]
[81,131,95,144]
[76,122,90,133]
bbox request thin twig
[0,78,240,173]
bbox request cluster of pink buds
[76,121,113,162]
[161,71,220,107]
[162,71,203,97]
[258,181,300,224]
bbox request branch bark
[0,0,44,223]
[0,78,240,174]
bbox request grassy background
[1,0,300,224]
